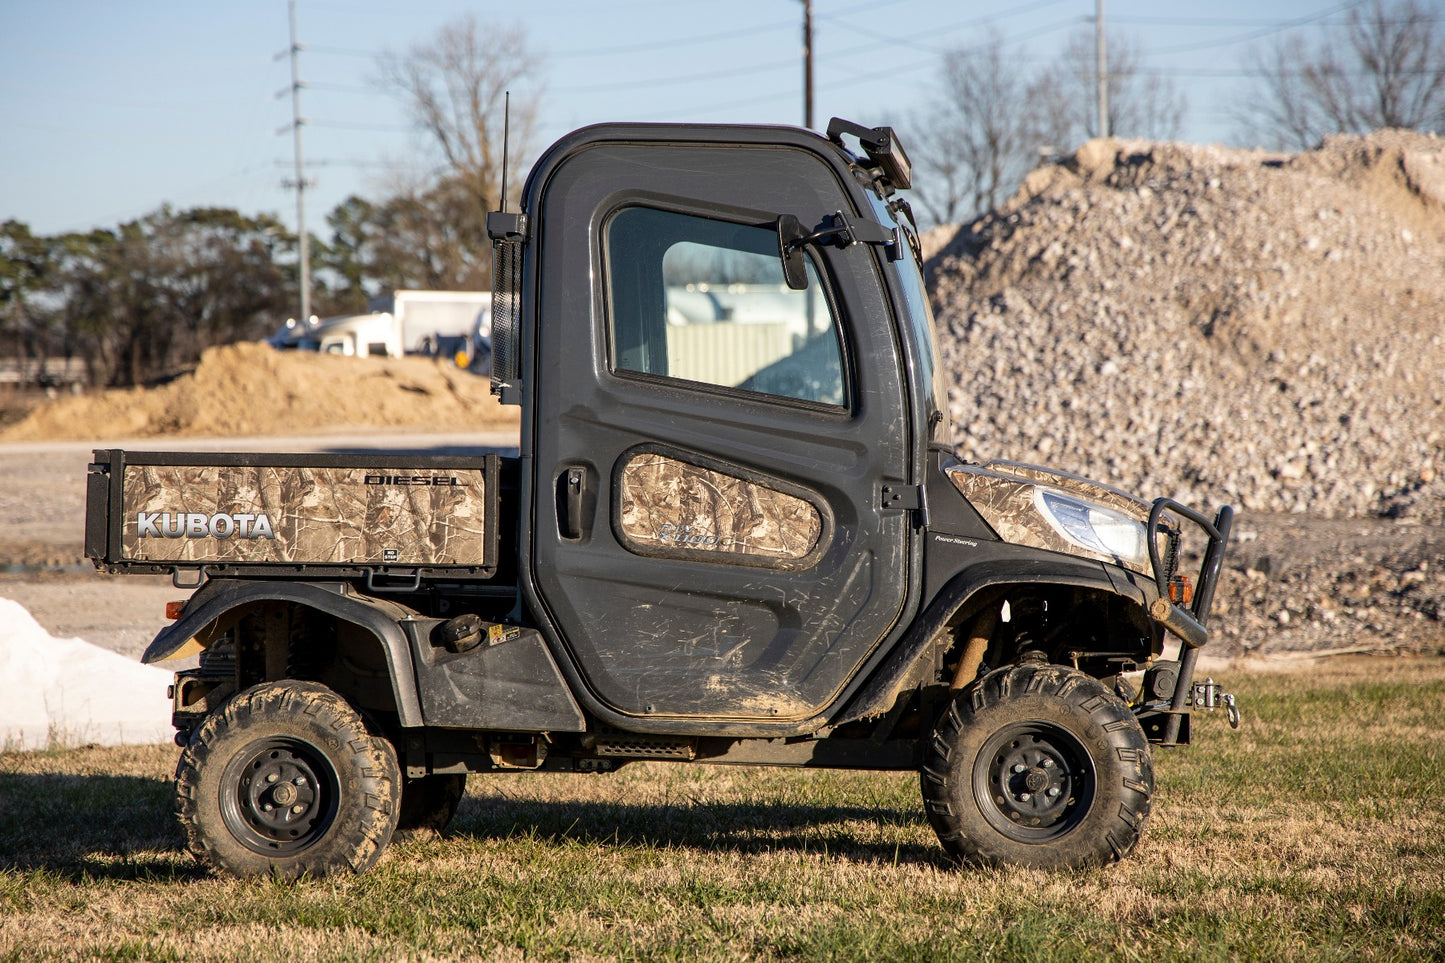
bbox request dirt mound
[927,129,1445,526]
[0,343,518,442]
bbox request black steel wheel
[920,663,1154,869]
[219,738,340,855]
[175,680,401,879]
[973,720,1094,843]
[395,774,467,836]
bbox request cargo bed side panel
[121,464,488,566]
[87,450,501,577]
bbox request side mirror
[776,214,810,291]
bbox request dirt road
[0,430,518,657]
[1,428,1439,661]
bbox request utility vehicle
[86,118,1234,878]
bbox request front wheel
[175,681,401,879]
[920,663,1154,869]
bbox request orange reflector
[1168,576,1194,606]
[165,600,188,620]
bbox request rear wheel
[920,663,1153,869]
[175,680,401,879]
[395,774,467,836]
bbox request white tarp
[0,597,173,750]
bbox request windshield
[864,192,951,444]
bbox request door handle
[558,465,591,540]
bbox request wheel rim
[972,722,1096,843]
[220,738,340,856]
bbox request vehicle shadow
[0,771,203,882]
[449,788,950,868]
[0,769,949,877]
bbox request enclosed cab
[88,118,1232,879]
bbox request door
[528,135,914,722]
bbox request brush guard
[1137,499,1235,745]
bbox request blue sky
[2,0,1376,237]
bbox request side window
[605,206,845,407]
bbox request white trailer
[366,290,490,356]
[277,291,491,360]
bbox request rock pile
[926,130,1445,526]
[925,131,1445,654]
[1213,515,1445,655]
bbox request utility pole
[802,0,814,129]
[1095,0,1109,138]
[282,0,313,326]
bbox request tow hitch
[1192,678,1241,729]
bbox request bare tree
[1029,28,1188,149]
[1241,0,1445,149]
[376,16,543,215]
[909,29,1039,226]
[909,27,1186,227]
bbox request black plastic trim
[832,554,1132,728]
[141,579,425,727]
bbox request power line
[1146,0,1371,55]
[278,0,1433,223]
[550,18,796,58]
[304,81,374,95]
[546,0,907,58]
[1139,64,1445,79]
[309,120,411,133]
[1112,12,1443,27]
[632,12,1085,121]
[820,0,1072,56]
[819,16,1082,94]
[552,54,798,95]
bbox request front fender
[143,579,424,728]
[833,554,1153,727]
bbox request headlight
[1034,489,1148,570]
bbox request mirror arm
[785,212,898,254]
[777,210,903,291]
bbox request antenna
[499,91,511,214]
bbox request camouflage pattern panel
[977,461,1182,552]
[120,464,489,566]
[979,460,1155,520]
[616,450,827,569]
[946,464,1155,576]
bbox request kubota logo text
[136,512,277,539]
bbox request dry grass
[1,656,1442,961]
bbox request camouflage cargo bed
[85,450,500,581]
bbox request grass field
[2,656,1442,962]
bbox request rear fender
[142,579,423,727]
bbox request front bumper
[1139,498,1234,745]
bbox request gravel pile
[1213,515,1445,655]
[925,130,1445,655]
[927,130,1445,525]
[0,342,517,442]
